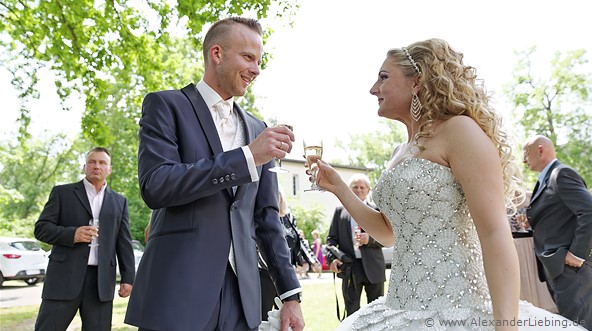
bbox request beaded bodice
[375,158,491,311]
[350,158,493,330]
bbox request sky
[1,0,591,161]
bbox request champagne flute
[303,138,323,191]
[354,226,362,248]
[88,218,100,247]
[269,124,294,173]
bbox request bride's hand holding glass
[309,159,347,194]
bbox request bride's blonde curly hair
[389,38,524,213]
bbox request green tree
[333,120,406,185]
[504,47,592,185]
[0,0,297,140]
[0,1,298,240]
[0,135,83,237]
[291,203,325,244]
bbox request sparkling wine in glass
[354,226,362,248]
[269,124,294,174]
[303,139,323,191]
[88,219,100,247]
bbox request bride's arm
[316,160,394,246]
[446,117,519,330]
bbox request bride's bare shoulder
[437,116,487,143]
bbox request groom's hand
[249,127,294,166]
[280,300,304,331]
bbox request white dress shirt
[83,178,106,266]
[196,80,258,182]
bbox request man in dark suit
[326,174,386,317]
[124,17,304,331]
[524,135,592,327]
[34,147,135,331]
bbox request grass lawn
[0,272,381,330]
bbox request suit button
[230,173,237,180]
[225,175,231,181]
[219,177,225,183]
[212,179,218,185]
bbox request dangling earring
[410,92,422,122]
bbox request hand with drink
[354,226,369,247]
[73,219,100,245]
[248,125,294,166]
[88,219,100,247]
[303,149,351,196]
[269,123,294,173]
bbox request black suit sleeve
[115,197,135,285]
[35,186,78,247]
[556,168,592,259]
[325,207,342,265]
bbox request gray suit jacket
[527,161,592,281]
[124,84,299,330]
[35,181,135,301]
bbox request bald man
[523,135,592,327]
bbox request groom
[124,17,303,331]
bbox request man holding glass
[125,17,303,331]
[34,147,135,331]
[326,174,385,317]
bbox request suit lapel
[344,213,355,248]
[181,84,234,198]
[73,181,93,217]
[181,84,224,155]
[530,161,561,204]
[99,187,113,221]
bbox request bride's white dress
[337,158,586,330]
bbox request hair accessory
[410,92,422,121]
[402,47,421,75]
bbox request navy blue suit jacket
[125,84,299,330]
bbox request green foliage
[504,47,592,185]
[333,120,406,185]
[290,203,326,244]
[0,0,297,139]
[0,0,298,241]
[0,135,83,237]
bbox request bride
[313,39,587,330]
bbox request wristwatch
[282,293,302,303]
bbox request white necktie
[213,101,232,126]
[213,100,237,152]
